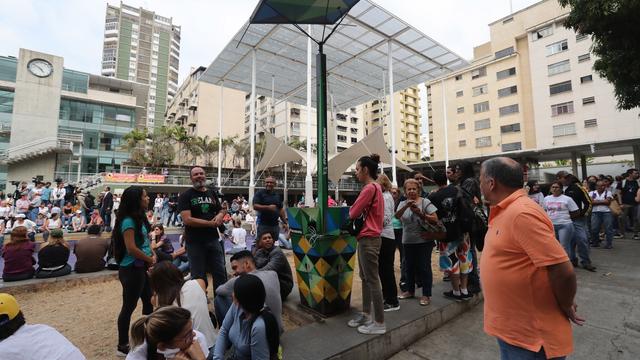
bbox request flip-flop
[419,297,431,306]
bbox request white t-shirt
[48,218,62,229]
[231,227,247,248]
[543,195,578,225]
[176,280,217,347]
[126,329,208,360]
[0,324,85,360]
[589,190,613,213]
[154,197,164,209]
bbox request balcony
[188,101,198,110]
[3,131,83,164]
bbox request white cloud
[0,0,540,83]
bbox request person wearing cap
[71,209,86,233]
[35,229,71,278]
[0,293,86,359]
[10,214,36,242]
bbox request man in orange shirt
[479,157,584,359]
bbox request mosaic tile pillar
[287,207,357,316]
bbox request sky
[0,0,541,84]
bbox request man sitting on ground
[214,250,282,332]
[0,293,86,359]
[74,225,110,273]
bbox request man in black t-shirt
[616,168,640,239]
[178,166,228,295]
[252,176,288,241]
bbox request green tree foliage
[559,0,640,109]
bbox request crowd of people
[1,161,638,359]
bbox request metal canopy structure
[200,0,468,110]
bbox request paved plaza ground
[391,236,640,360]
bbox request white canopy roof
[200,0,468,110]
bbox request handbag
[342,184,377,236]
[418,198,449,241]
[609,197,622,216]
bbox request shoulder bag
[342,184,377,236]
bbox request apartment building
[165,66,245,167]
[0,48,148,189]
[427,0,640,164]
[101,2,180,130]
[363,86,422,163]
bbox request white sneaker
[357,322,386,335]
[347,313,372,328]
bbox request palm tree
[122,129,149,166]
[221,135,238,167]
[170,125,191,165]
[194,136,219,167]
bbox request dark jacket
[254,246,293,300]
[102,191,114,211]
[563,183,592,218]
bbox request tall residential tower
[101,2,180,130]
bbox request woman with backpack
[113,186,156,357]
[213,274,280,360]
[346,154,386,335]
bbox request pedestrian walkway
[390,237,640,360]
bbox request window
[503,17,514,24]
[351,137,358,143]
[496,67,516,80]
[62,69,89,94]
[337,135,347,142]
[458,123,466,130]
[475,118,491,130]
[497,85,518,98]
[584,119,598,128]
[532,26,553,41]
[456,90,464,97]
[551,101,574,116]
[459,140,467,147]
[499,104,519,116]
[578,53,591,63]
[495,46,515,59]
[548,60,571,76]
[553,123,577,137]
[455,74,462,81]
[576,33,588,42]
[580,75,593,84]
[0,89,14,114]
[474,101,490,113]
[549,80,572,95]
[471,66,487,80]
[582,96,595,105]
[337,125,347,132]
[500,123,521,133]
[457,107,465,114]
[472,84,488,96]
[502,142,522,152]
[475,136,492,148]
[546,40,569,56]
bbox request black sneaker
[460,292,473,301]
[443,290,463,302]
[582,263,597,272]
[116,345,129,357]
[383,303,400,312]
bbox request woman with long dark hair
[346,154,386,335]
[214,274,280,360]
[128,306,208,360]
[149,261,216,347]
[527,180,544,206]
[113,186,156,357]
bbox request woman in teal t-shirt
[112,186,156,356]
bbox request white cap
[15,214,26,218]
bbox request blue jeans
[278,234,292,249]
[498,339,565,360]
[591,212,614,247]
[172,257,190,273]
[214,294,232,327]
[553,223,574,259]
[572,217,592,265]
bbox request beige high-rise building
[363,86,422,163]
[427,0,640,165]
[165,67,246,167]
[101,2,180,131]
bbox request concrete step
[281,282,482,360]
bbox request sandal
[398,292,414,300]
[419,297,431,306]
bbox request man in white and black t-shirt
[178,166,228,296]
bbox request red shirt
[349,182,383,239]
[3,241,35,275]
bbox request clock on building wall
[27,58,53,78]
